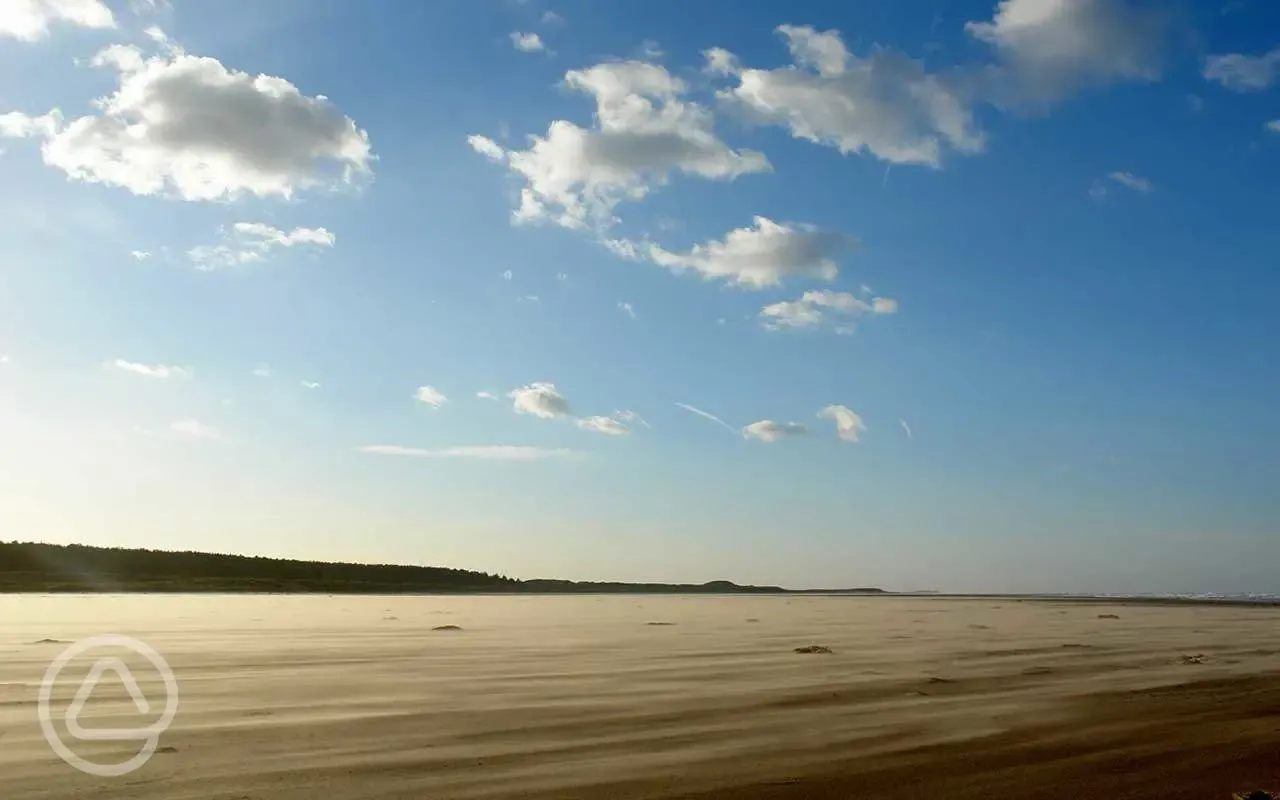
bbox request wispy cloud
[817,404,866,442]
[742,420,807,442]
[107,359,190,379]
[476,391,499,400]
[618,301,637,319]
[414,385,448,408]
[1090,171,1154,199]
[510,31,547,53]
[253,364,272,378]
[187,222,335,271]
[300,380,321,389]
[900,418,913,440]
[675,402,737,434]
[358,445,577,460]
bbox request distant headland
[0,541,888,595]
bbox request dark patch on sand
[431,625,463,631]
[646,622,676,626]
[794,645,833,654]
[1097,614,1121,619]
[30,639,67,644]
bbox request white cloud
[469,60,769,229]
[640,40,664,59]
[643,216,855,288]
[0,42,372,201]
[1090,171,1153,199]
[817,404,865,443]
[1109,171,1152,192]
[510,31,546,53]
[618,301,637,319]
[358,445,576,461]
[966,0,1166,102]
[476,390,499,400]
[0,354,10,365]
[414,385,448,408]
[576,415,630,435]
[0,0,115,42]
[1204,49,1280,93]
[541,11,563,25]
[1267,120,1280,134]
[675,402,737,434]
[130,249,151,260]
[187,222,335,270]
[742,420,807,442]
[107,359,190,379]
[170,419,221,440]
[614,409,649,428]
[508,382,570,418]
[300,380,320,389]
[710,25,984,167]
[468,135,506,163]
[900,418,913,439]
[501,269,513,280]
[556,272,568,281]
[253,364,272,378]
[761,289,898,331]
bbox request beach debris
[1097,613,1121,619]
[431,625,464,631]
[794,645,833,654]
[31,639,67,644]
[155,746,179,754]
[646,622,676,626]
[1179,653,1207,665]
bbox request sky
[1,0,1278,594]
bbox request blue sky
[1,0,1278,593]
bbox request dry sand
[3,594,1280,799]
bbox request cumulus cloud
[510,31,546,53]
[966,0,1167,102]
[742,420,807,442]
[642,216,855,288]
[130,249,151,260]
[760,289,898,331]
[0,41,372,201]
[0,0,115,42]
[675,402,737,434]
[1089,171,1153,199]
[508,382,571,418]
[170,419,221,440]
[1203,48,1280,92]
[817,404,866,442]
[358,445,576,460]
[468,60,769,229]
[576,415,630,435]
[187,222,335,270]
[414,385,448,408]
[709,25,984,167]
[107,359,190,379]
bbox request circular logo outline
[38,634,179,777]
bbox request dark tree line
[0,542,796,594]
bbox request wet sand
[3,594,1279,799]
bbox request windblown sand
[3,595,1280,799]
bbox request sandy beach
[3,594,1279,799]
